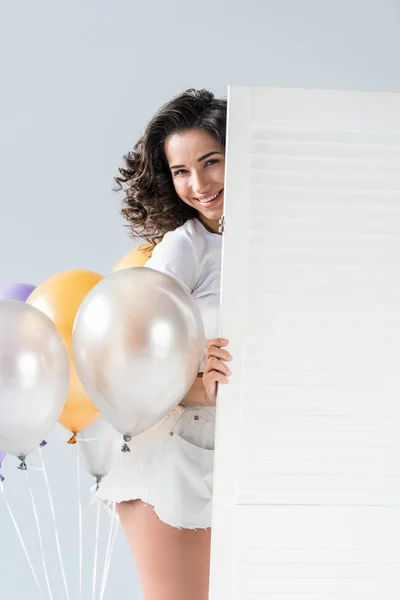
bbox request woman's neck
[198,216,222,236]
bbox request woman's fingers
[206,338,229,350]
[203,338,232,405]
[206,347,232,362]
[206,337,229,346]
[206,356,232,377]
[204,371,229,386]
[205,339,232,362]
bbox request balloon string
[134,413,170,472]
[38,447,70,600]
[25,470,53,600]
[104,518,119,596]
[99,450,123,600]
[0,483,46,600]
[99,507,119,600]
[147,409,187,493]
[92,501,101,599]
[99,502,116,600]
[77,441,83,600]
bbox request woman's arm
[179,374,208,407]
[179,338,232,407]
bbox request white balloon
[77,417,119,488]
[73,267,205,439]
[0,300,70,461]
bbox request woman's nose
[191,171,210,195]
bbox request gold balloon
[27,270,102,436]
[112,242,157,272]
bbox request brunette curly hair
[114,88,227,243]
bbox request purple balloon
[0,449,6,466]
[0,282,36,302]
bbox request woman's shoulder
[150,219,198,258]
[145,220,200,293]
[164,218,204,243]
[155,218,212,255]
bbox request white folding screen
[209,86,400,600]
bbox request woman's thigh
[118,499,212,600]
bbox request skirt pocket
[176,407,216,450]
[147,428,215,527]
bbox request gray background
[0,0,399,597]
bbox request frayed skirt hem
[91,488,211,531]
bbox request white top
[145,218,222,366]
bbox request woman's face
[164,128,225,233]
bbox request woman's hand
[202,338,232,406]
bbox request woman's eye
[205,159,219,167]
[173,169,187,176]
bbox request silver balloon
[0,300,70,462]
[73,267,205,439]
[77,417,119,489]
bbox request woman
[96,88,232,600]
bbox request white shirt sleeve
[145,228,197,295]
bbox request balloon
[77,417,119,489]
[73,267,205,443]
[27,270,102,437]
[0,282,36,302]
[26,270,103,341]
[0,300,70,464]
[0,450,5,483]
[111,242,157,272]
[0,283,35,472]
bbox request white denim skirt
[94,405,215,529]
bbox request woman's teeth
[196,191,221,204]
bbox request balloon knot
[94,475,103,492]
[0,474,4,483]
[17,457,27,471]
[67,434,77,445]
[40,440,47,448]
[121,434,132,453]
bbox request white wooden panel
[209,86,400,599]
[234,506,400,599]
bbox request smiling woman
[165,129,225,234]
[114,88,227,242]
[96,89,232,600]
